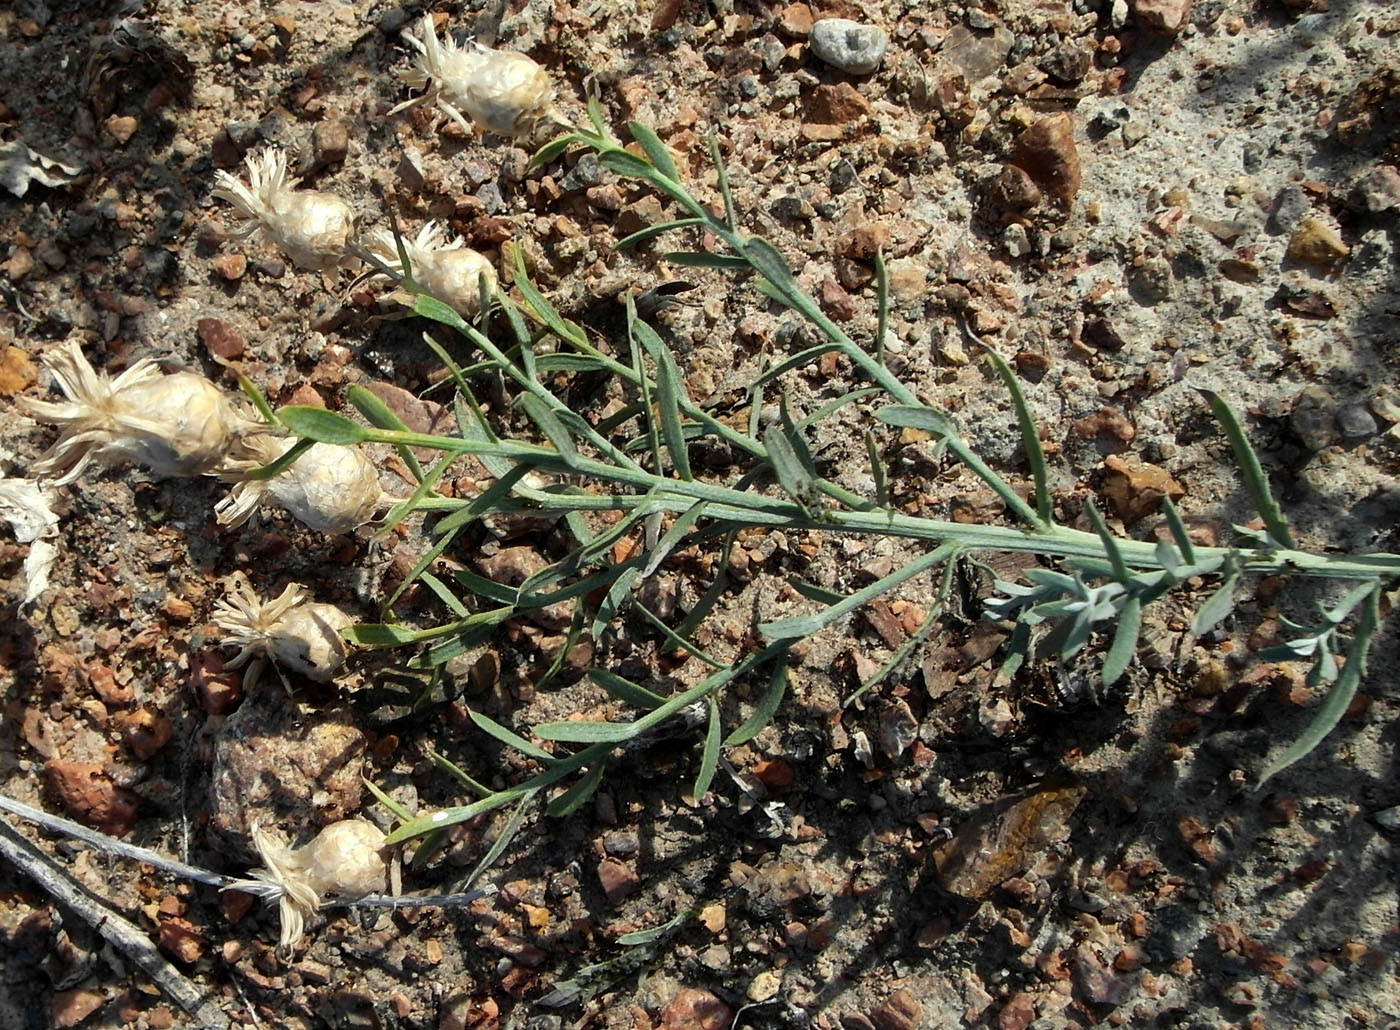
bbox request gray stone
[1336,404,1378,440]
[809,18,889,75]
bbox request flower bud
[228,819,389,948]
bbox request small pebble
[210,252,247,282]
[1336,403,1377,440]
[1287,217,1349,268]
[809,18,889,75]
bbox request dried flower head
[211,147,356,272]
[366,221,497,316]
[212,573,354,683]
[390,15,562,137]
[216,433,385,534]
[228,819,389,948]
[21,340,248,484]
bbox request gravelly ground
[1,1,1398,1028]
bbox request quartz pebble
[809,18,888,75]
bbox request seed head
[390,15,562,137]
[366,221,497,316]
[212,573,354,683]
[216,433,385,534]
[211,147,356,272]
[228,819,389,948]
[21,340,249,484]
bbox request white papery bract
[212,147,356,272]
[21,340,248,484]
[227,819,389,948]
[390,15,561,137]
[212,573,354,683]
[366,221,497,316]
[216,433,384,534]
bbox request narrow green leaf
[534,353,612,373]
[533,605,585,693]
[763,425,816,508]
[463,791,536,887]
[725,657,788,746]
[240,436,316,482]
[426,749,492,798]
[865,429,888,508]
[599,149,657,180]
[348,607,513,646]
[693,696,722,800]
[873,248,889,365]
[662,251,750,270]
[1161,497,1196,565]
[589,668,667,710]
[1199,389,1295,549]
[417,571,472,618]
[633,601,726,669]
[1191,558,1240,637]
[742,237,800,293]
[793,388,882,433]
[654,343,693,480]
[1256,585,1380,788]
[547,763,606,817]
[628,121,679,180]
[982,345,1052,525]
[592,566,641,639]
[586,95,608,136]
[760,543,955,639]
[411,292,468,330]
[1102,596,1141,687]
[1000,619,1032,680]
[786,577,844,606]
[615,907,697,946]
[237,374,279,425]
[469,709,556,762]
[433,465,535,536]
[874,404,958,440]
[453,568,523,605]
[530,133,575,170]
[756,343,843,385]
[615,217,707,251]
[276,406,370,445]
[1042,607,1094,661]
[363,778,415,823]
[347,384,426,481]
[513,249,588,349]
[708,134,737,229]
[533,720,636,744]
[1085,500,1130,582]
[518,393,580,464]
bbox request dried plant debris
[225,819,390,948]
[84,15,195,119]
[20,341,251,483]
[212,573,354,683]
[391,14,563,137]
[0,140,81,198]
[211,147,357,273]
[0,477,59,606]
[931,773,1087,900]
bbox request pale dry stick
[0,793,486,911]
[0,817,233,1029]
